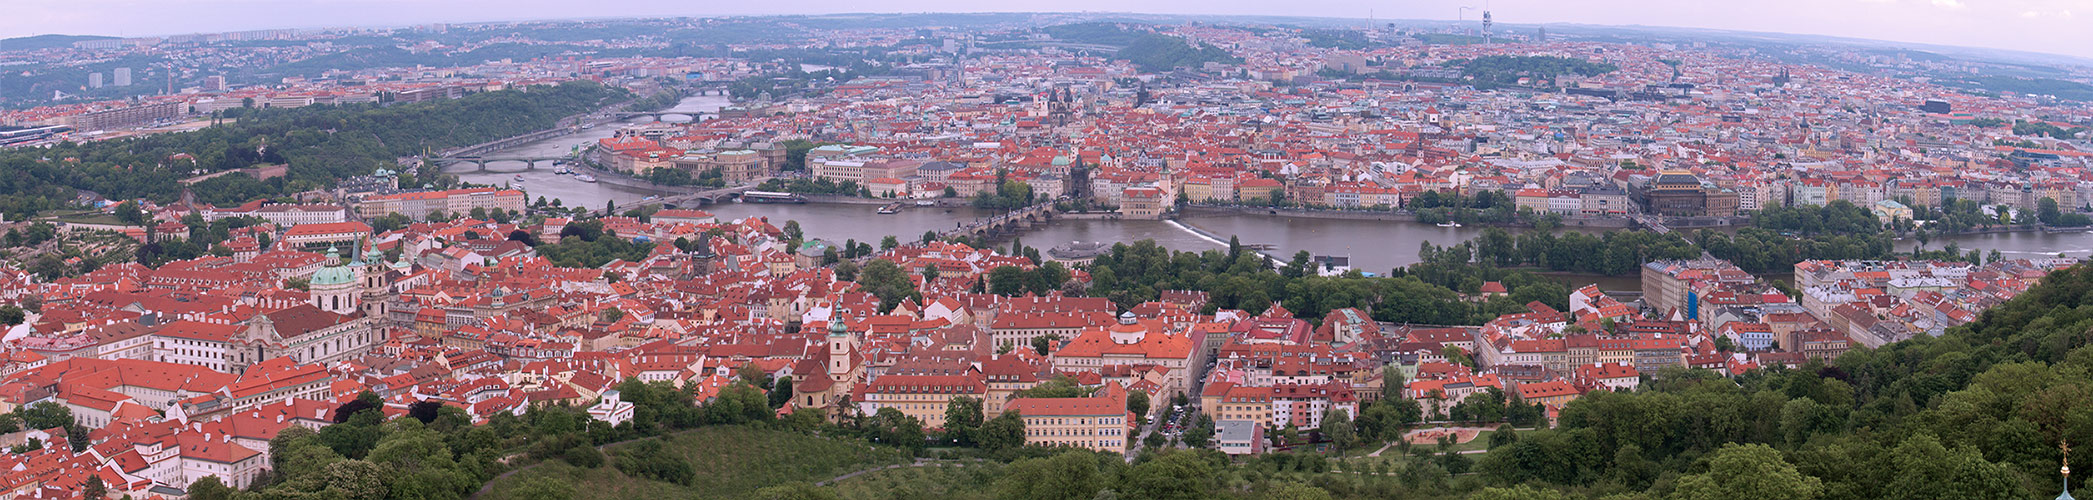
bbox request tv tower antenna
[1481,0,1494,44]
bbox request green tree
[768,375,795,410]
[1181,414,1214,448]
[114,201,145,226]
[186,476,233,500]
[16,402,76,431]
[269,426,343,481]
[980,410,1027,452]
[2038,197,2063,225]
[1323,408,1356,452]
[1127,390,1151,420]
[507,476,576,500]
[989,265,1029,296]
[1120,450,1218,500]
[0,305,24,326]
[1468,484,1570,500]
[994,450,1106,500]
[855,260,918,312]
[750,483,841,500]
[614,440,696,486]
[1283,251,1314,278]
[1032,335,1057,356]
[1259,482,1335,500]
[82,476,105,500]
[834,260,859,282]
[1381,366,1406,402]
[1670,443,1820,500]
[318,459,390,499]
[866,407,925,452]
[945,396,984,446]
[370,213,412,233]
[1884,434,2023,500]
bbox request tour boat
[513,174,524,181]
[554,166,570,175]
[576,174,598,183]
[1436,221,1462,228]
[877,202,903,214]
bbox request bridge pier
[474,160,489,172]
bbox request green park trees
[1670,443,1822,500]
[979,411,1028,452]
[865,408,926,452]
[854,259,919,312]
[944,396,984,446]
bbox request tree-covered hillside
[0,80,627,219]
[1041,23,1242,72]
[1455,55,1619,88]
[1473,262,2093,499]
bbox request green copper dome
[828,316,849,337]
[311,246,355,286]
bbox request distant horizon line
[6,10,2089,67]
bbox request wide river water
[455,95,2093,287]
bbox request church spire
[2061,440,2076,500]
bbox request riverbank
[1177,205,1636,228]
[800,195,903,206]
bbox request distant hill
[1040,22,1243,72]
[0,34,118,52]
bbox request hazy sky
[6,0,2092,60]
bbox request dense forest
[537,219,657,268]
[1296,28,1372,50]
[1082,239,1570,326]
[1463,261,2093,500]
[1040,23,1145,46]
[1453,55,1620,88]
[1040,23,1241,72]
[1119,32,1242,73]
[1426,201,1903,276]
[0,80,627,220]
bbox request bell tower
[828,317,856,376]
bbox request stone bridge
[1629,213,1672,234]
[939,200,1059,240]
[603,179,773,215]
[610,110,718,122]
[434,155,572,171]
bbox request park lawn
[481,426,910,500]
[1445,429,1498,453]
[41,210,127,226]
[830,461,1006,500]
